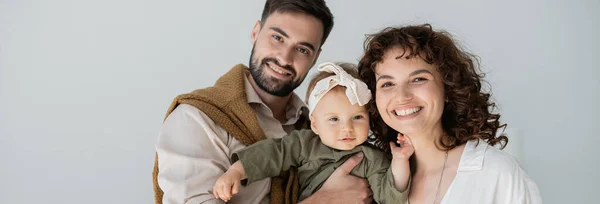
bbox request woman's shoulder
[458,140,542,202]
[460,139,522,174]
[477,140,522,174]
[486,148,519,170]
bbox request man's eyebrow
[269,27,289,38]
[298,42,316,52]
[270,27,316,52]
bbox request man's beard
[248,46,303,97]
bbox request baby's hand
[389,133,415,160]
[212,170,243,202]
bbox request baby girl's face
[310,88,370,150]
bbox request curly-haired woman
[358,24,542,204]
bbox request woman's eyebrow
[409,69,433,77]
[376,75,393,83]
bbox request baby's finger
[232,180,240,195]
[397,135,407,145]
[222,182,232,200]
[212,186,219,200]
[397,133,404,139]
[214,186,224,201]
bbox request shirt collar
[284,92,308,125]
[457,139,489,172]
[244,73,264,104]
[244,73,308,125]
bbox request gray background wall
[1,0,598,203]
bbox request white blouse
[439,139,543,204]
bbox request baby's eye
[328,117,339,122]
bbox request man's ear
[251,21,261,44]
[310,115,319,135]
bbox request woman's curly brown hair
[358,24,508,153]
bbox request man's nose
[275,47,294,67]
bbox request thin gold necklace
[432,151,449,204]
[408,151,448,204]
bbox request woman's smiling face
[374,48,446,135]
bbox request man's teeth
[268,64,287,75]
[394,107,422,116]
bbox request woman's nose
[394,84,413,102]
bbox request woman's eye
[412,77,428,82]
[353,115,364,120]
[380,82,394,88]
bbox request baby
[212,62,413,203]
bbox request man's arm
[299,153,373,204]
[156,104,230,204]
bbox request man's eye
[328,117,338,122]
[297,47,309,55]
[272,35,282,41]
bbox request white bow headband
[307,62,372,114]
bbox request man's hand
[300,152,373,204]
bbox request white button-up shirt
[156,74,307,204]
[439,139,543,204]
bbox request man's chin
[263,77,293,88]
[251,72,298,97]
[261,86,292,97]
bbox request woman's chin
[393,126,423,136]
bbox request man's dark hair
[260,0,334,46]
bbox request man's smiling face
[248,11,324,97]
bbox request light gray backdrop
[1,0,598,203]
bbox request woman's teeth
[394,107,422,116]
